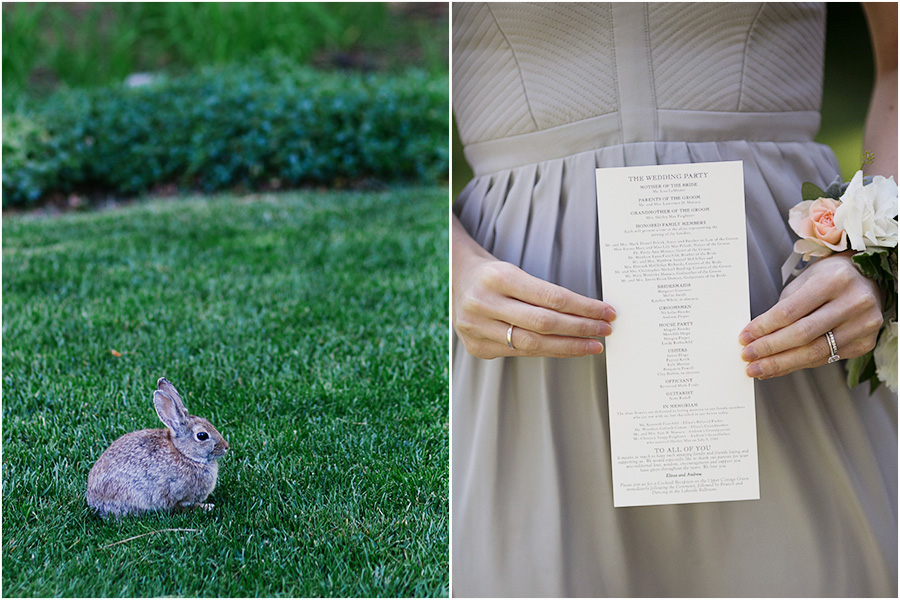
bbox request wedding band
[507,325,516,351]
[825,330,840,363]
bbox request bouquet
[783,168,898,393]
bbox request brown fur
[85,378,229,517]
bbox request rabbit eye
[196,432,209,441]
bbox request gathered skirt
[452,139,898,597]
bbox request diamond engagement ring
[825,330,840,363]
[507,324,516,351]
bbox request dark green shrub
[2,59,448,207]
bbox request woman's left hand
[739,252,884,379]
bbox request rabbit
[86,377,229,518]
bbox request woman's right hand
[452,215,616,359]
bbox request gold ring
[507,325,516,351]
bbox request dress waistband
[463,110,821,176]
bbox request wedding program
[595,160,759,508]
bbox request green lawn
[2,187,449,597]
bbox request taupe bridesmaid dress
[452,3,897,597]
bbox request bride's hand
[738,253,883,379]
[453,216,615,359]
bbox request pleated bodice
[453,2,826,174]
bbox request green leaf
[801,182,827,201]
[845,350,878,389]
[852,248,898,318]
[852,248,890,280]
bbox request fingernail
[746,363,763,378]
[739,331,754,346]
[598,323,613,337]
[741,346,757,361]
[589,340,604,354]
[603,307,617,322]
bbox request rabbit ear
[153,389,190,434]
[157,378,183,404]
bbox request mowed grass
[2,187,449,597]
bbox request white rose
[833,170,898,251]
[874,319,898,393]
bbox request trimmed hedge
[2,59,448,207]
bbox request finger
[486,297,614,338]
[740,300,847,361]
[744,334,833,379]
[492,265,617,322]
[456,316,605,360]
[740,255,870,346]
[462,329,605,360]
[739,281,832,345]
[745,327,876,379]
[504,325,605,358]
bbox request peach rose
[788,197,848,260]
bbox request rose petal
[835,170,899,250]
[788,201,815,237]
[821,230,848,252]
[794,237,833,259]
